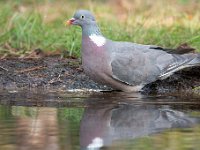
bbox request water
[0,90,200,150]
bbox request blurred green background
[0,0,199,57]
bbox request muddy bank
[0,56,200,94]
[0,57,110,90]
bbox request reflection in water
[15,108,59,150]
[0,91,200,150]
[0,107,59,150]
[80,97,200,149]
[0,106,82,150]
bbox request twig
[48,74,62,84]
[16,66,47,73]
[0,66,8,71]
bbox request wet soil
[0,56,200,94]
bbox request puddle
[0,90,200,150]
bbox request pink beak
[66,18,75,25]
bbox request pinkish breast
[81,36,111,84]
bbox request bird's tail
[159,53,200,80]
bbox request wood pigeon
[66,10,200,92]
[80,102,199,149]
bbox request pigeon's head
[66,10,96,27]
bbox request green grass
[0,0,199,57]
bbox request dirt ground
[0,56,200,94]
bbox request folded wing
[110,43,200,86]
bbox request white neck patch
[89,34,106,47]
[87,137,104,149]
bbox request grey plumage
[80,102,199,149]
[110,42,199,84]
[67,10,200,92]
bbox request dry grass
[0,0,199,57]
